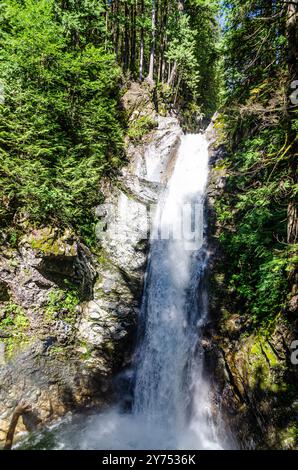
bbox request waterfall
[17,133,225,450]
[131,133,221,449]
[78,133,222,450]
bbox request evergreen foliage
[0,0,123,243]
[107,0,221,118]
[217,0,297,322]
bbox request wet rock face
[205,314,298,450]
[0,87,183,446]
[0,228,95,310]
[0,229,102,444]
[130,116,182,183]
[205,119,298,450]
[0,346,110,444]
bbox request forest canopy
[0,0,220,244]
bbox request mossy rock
[128,115,158,143]
[245,329,287,394]
[26,227,77,257]
[0,302,31,359]
[279,424,298,449]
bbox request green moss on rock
[128,115,158,143]
[28,227,77,257]
[0,302,30,358]
[44,287,80,326]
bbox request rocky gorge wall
[205,118,298,450]
[0,83,182,446]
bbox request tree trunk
[130,1,137,74]
[4,402,31,450]
[124,2,130,71]
[158,0,168,82]
[105,1,109,51]
[167,61,177,86]
[286,0,297,79]
[114,1,120,59]
[286,2,297,292]
[147,0,156,83]
[139,0,145,80]
[167,0,184,86]
[167,61,171,82]
[287,201,298,244]
[174,73,182,106]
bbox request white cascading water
[131,133,222,449]
[76,133,223,450]
[17,134,225,450]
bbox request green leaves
[166,14,200,92]
[221,0,289,103]
[215,121,292,323]
[183,0,221,117]
[0,0,124,243]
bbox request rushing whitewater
[17,134,225,450]
[131,134,222,449]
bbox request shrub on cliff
[0,0,124,245]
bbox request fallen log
[4,401,31,450]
